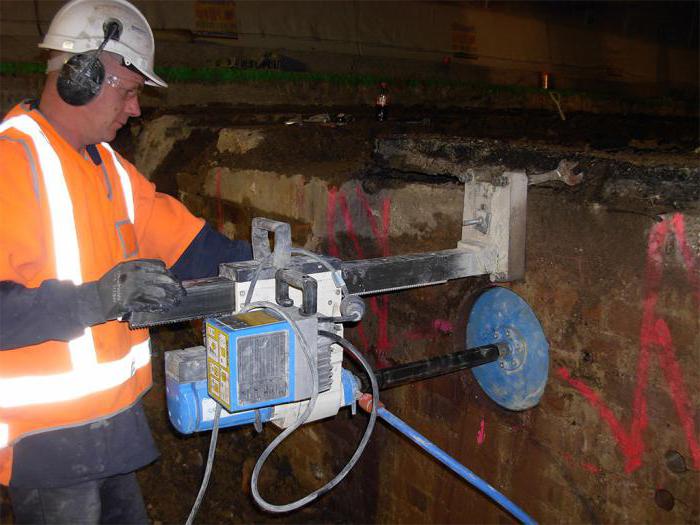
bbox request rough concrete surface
[1,106,697,524]
[117,107,698,524]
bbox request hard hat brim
[141,68,167,88]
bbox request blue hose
[377,407,536,525]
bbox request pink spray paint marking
[356,189,393,362]
[402,319,455,342]
[558,213,700,473]
[326,185,394,364]
[433,319,454,334]
[476,416,486,445]
[326,185,457,367]
[336,190,373,353]
[581,462,601,475]
[562,453,601,475]
[326,187,339,257]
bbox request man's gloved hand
[95,259,185,321]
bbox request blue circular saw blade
[467,287,549,411]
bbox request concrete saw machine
[130,173,548,524]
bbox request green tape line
[1,62,45,75]
[0,61,685,107]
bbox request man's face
[82,53,144,144]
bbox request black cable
[33,0,43,38]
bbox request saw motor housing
[205,310,327,413]
[165,261,357,434]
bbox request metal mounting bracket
[457,172,527,282]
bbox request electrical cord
[186,251,376,519]
[249,326,379,513]
[317,315,358,323]
[186,254,273,524]
[244,253,275,306]
[291,247,349,297]
[185,403,221,525]
[243,300,319,512]
[244,251,377,512]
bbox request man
[0,0,251,522]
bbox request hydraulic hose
[374,406,536,525]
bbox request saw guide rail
[129,172,527,329]
[134,173,546,524]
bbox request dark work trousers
[8,472,149,524]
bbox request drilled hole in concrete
[664,449,687,474]
[654,489,675,512]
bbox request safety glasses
[104,73,144,101]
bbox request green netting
[0,61,565,96]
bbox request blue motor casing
[165,346,360,434]
[165,346,273,434]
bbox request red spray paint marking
[581,462,601,475]
[215,169,224,232]
[563,453,602,475]
[326,185,393,366]
[476,416,486,445]
[433,319,454,334]
[326,185,451,363]
[558,213,700,473]
[355,186,392,255]
[671,214,700,301]
[326,187,339,257]
[404,319,454,341]
[557,367,645,472]
[336,191,371,351]
[338,190,383,335]
[337,192,364,256]
[355,187,393,360]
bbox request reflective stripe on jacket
[0,103,204,485]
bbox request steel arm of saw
[129,173,526,329]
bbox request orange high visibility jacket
[0,102,204,485]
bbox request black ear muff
[57,52,106,106]
[56,20,123,106]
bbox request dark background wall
[2,1,698,114]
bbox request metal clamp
[275,268,318,316]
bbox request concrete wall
[112,111,699,523]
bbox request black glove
[93,259,185,322]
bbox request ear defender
[57,19,122,106]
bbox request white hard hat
[39,0,167,88]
